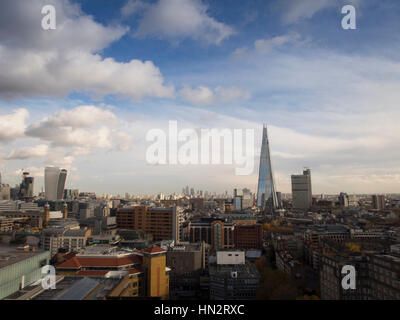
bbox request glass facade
[256,125,278,210]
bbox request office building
[189,218,234,251]
[18,172,34,200]
[116,206,182,242]
[209,251,260,300]
[372,195,385,210]
[339,192,349,207]
[234,224,263,249]
[256,125,278,210]
[291,168,312,210]
[45,167,67,201]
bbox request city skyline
[1,0,400,195]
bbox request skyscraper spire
[256,125,278,210]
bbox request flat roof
[0,245,48,269]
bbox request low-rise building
[0,245,50,299]
[208,251,260,300]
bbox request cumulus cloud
[6,144,49,160]
[0,0,173,100]
[26,105,132,151]
[179,86,250,105]
[0,105,133,172]
[133,0,235,44]
[0,108,29,142]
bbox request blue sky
[0,0,400,196]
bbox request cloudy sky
[0,0,399,196]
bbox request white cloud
[26,105,133,151]
[0,0,173,100]
[179,86,250,105]
[121,0,148,17]
[35,105,118,128]
[277,0,362,25]
[13,167,44,178]
[133,0,235,44]
[0,108,29,142]
[6,144,49,160]
[233,32,306,57]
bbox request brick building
[116,206,181,242]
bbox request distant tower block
[63,203,68,219]
[44,203,50,227]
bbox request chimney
[63,203,68,219]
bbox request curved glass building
[45,167,67,201]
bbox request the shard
[256,125,278,210]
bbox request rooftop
[0,245,48,269]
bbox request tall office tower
[256,125,278,210]
[372,194,385,210]
[57,169,67,200]
[339,192,350,207]
[45,167,67,201]
[18,172,34,200]
[291,168,312,210]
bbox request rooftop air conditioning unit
[231,271,238,279]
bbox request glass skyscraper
[256,125,278,210]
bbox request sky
[0,0,400,196]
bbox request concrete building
[0,246,50,299]
[0,184,10,200]
[209,251,260,300]
[291,168,312,210]
[163,241,208,298]
[372,195,385,210]
[40,219,90,257]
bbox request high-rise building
[256,125,278,210]
[18,172,34,200]
[339,192,349,207]
[372,194,385,210]
[291,168,312,210]
[57,169,67,200]
[45,167,67,201]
